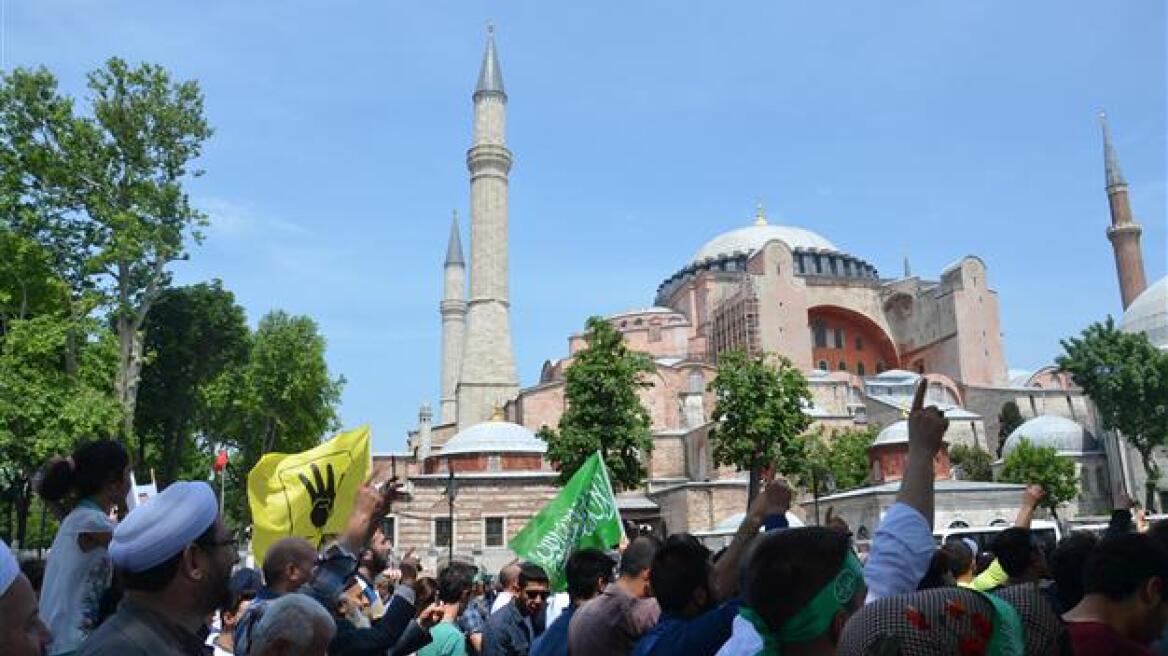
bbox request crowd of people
[4,380,1168,655]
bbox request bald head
[264,538,318,594]
[498,563,521,593]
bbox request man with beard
[302,544,443,656]
[482,563,551,656]
[79,481,238,656]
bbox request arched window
[817,360,828,371]
[857,363,866,376]
[838,361,848,372]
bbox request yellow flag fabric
[248,426,371,566]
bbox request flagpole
[220,467,226,515]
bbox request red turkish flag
[213,450,229,472]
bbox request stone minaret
[457,26,519,429]
[1100,111,1147,309]
[440,210,466,425]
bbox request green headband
[741,550,865,655]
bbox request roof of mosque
[440,419,547,456]
[1002,415,1101,458]
[692,223,839,264]
[1120,276,1167,350]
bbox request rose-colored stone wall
[870,443,951,483]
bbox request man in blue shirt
[482,563,550,656]
[530,549,614,656]
[633,480,793,656]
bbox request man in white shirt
[491,564,521,615]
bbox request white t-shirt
[38,500,116,655]
[491,590,514,614]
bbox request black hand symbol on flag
[299,463,340,529]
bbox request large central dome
[692,223,838,264]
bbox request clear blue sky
[4,2,1164,453]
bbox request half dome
[440,420,547,456]
[1002,415,1100,458]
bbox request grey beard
[347,607,371,630]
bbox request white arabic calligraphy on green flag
[508,451,624,591]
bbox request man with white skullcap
[0,538,52,656]
[79,481,238,656]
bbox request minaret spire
[439,209,467,425]
[1098,110,1147,309]
[457,27,519,429]
[475,24,505,97]
[445,209,465,266]
[1100,111,1126,189]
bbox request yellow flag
[248,426,371,566]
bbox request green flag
[509,452,624,591]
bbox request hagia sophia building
[374,30,1168,571]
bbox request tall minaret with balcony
[1100,111,1147,309]
[439,211,466,425]
[457,26,519,429]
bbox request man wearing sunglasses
[79,481,238,656]
[482,563,550,656]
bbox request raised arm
[711,479,792,601]
[1014,484,1045,529]
[896,380,948,527]
[864,380,949,601]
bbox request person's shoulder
[76,617,138,656]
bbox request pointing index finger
[911,379,928,414]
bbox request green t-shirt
[417,620,467,656]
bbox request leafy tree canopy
[542,316,655,491]
[1058,318,1168,509]
[708,350,812,502]
[998,437,1078,517]
[950,443,994,482]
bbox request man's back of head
[649,534,712,617]
[991,527,1042,580]
[619,536,660,578]
[498,563,521,593]
[437,561,476,604]
[264,537,318,594]
[250,593,336,656]
[940,539,974,581]
[565,549,615,605]
[745,527,864,649]
[1048,531,1098,613]
[1076,532,1168,643]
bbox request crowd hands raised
[4,380,1168,656]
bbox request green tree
[708,350,812,505]
[1058,318,1168,510]
[202,310,344,527]
[803,427,874,494]
[996,401,1024,457]
[541,316,655,491]
[0,60,213,441]
[949,443,994,482]
[998,438,1078,520]
[134,280,249,483]
[0,316,121,547]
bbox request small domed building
[996,415,1111,516]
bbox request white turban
[110,481,218,573]
[0,538,18,597]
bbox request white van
[934,520,1062,554]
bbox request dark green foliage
[541,316,655,491]
[708,350,812,503]
[1058,318,1168,510]
[998,438,1077,518]
[950,443,994,482]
